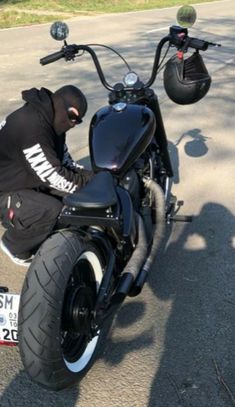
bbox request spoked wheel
[18,230,105,390]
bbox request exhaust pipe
[113,179,165,301]
[130,179,165,296]
[142,178,165,269]
[112,213,148,303]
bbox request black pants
[0,190,63,255]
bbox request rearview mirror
[177,5,197,28]
[50,21,69,41]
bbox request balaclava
[52,85,87,135]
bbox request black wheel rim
[61,256,97,364]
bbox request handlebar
[40,26,220,92]
[169,25,221,51]
[40,50,65,65]
[188,37,209,51]
[40,44,114,91]
[189,38,221,51]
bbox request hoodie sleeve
[22,142,93,194]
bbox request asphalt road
[0,1,235,406]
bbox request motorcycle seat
[63,171,118,209]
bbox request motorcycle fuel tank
[89,103,156,175]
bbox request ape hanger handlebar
[40,25,220,91]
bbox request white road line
[145,26,170,33]
[225,58,234,64]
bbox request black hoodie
[0,88,92,195]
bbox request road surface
[0,1,234,406]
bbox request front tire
[18,230,104,390]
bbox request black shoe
[0,240,33,267]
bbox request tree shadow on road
[147,202,235,407]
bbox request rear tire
[18,230,104,390]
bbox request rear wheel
[18,230,104,390]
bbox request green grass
[1,0,219,12]
[0,0,219,28]
[0,10,69,28]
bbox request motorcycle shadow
[147,202,235,407]
[0,368,80,406]
[0,299,154,406]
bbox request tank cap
[113,102,127,112]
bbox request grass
[0,10,69,28]
[0,0,219,28]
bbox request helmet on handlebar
[163,52,211,105]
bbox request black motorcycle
[17,6,220,390]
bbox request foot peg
[168,214,193,223]
[166,195,193,224]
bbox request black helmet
[163,52,211,105]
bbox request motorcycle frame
[147,93,174,178]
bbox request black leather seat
[63,171,118,209]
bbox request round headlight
[123,71,139,87]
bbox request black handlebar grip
[189,38,209,51]
[40,50,65,65]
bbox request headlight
[123,71,139,87]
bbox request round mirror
[50,21,69,41]
[177,5,197,28]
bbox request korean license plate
[0,293,20,346]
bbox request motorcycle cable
[156,43,171,73]
[74,49,86,58]
[85,43,132,72]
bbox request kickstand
[166,195,193,224]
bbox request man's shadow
[147,202,235,406]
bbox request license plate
[0,293,20,346]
